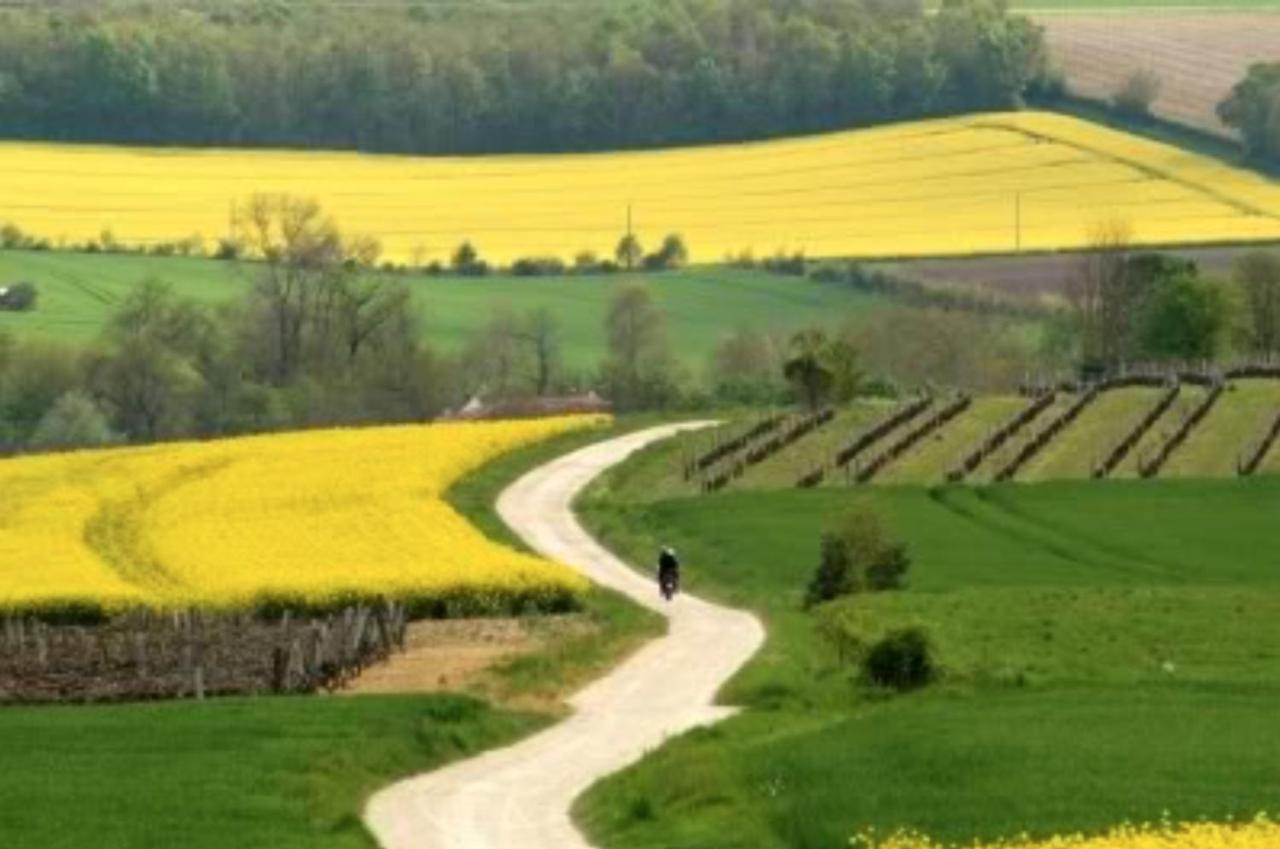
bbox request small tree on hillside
[29,390,119,451]
[1234,251,1280,358]
[615,233,643,270]
[783,329,836,411]
[805,505,910,608]
[1113,68,1161,119]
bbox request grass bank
[0,694,544,849]
[575,466,1280,847]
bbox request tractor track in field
[364,423,765,849]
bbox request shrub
[1113,68,1161,119]
[805,506,910,607]
[762,251,806,276]
[213,238,243,260]
[510,256,567,276]
[641,233,689,271]
[0,281,38,312]
[452,240,490,276]
[863,627,934,691]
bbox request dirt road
[364,423,765,849]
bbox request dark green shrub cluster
[863,627,935,691]
[0,281,38,312]
[805,506,910,607]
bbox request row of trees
[1067,222,1280,375]
[0,0,1046,154]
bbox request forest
[0,0,1047,154]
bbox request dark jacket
[658,550,680,579]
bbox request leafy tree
[1113,69,1161,119]
[1139,273,1228,363]
[615,234,643,271]
[0,2,1047,155]
[643,234,689,271]
[805,505,910,608]
[452,241,488,276]
[29,391,118,451]
[1219,62,1280,161]
[783,329,836,411]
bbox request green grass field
[0,250,886,372]
[577,457,1280,848]
[0,694,543,849]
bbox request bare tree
[600,283,677,409]
[235,194,400,383]
[1235,250,1280,358]
[519,307,562,396]
[1067,219,1135,374]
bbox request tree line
[0,0,1046,154]
[1066,221,1280,377]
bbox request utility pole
[1015,191,1023,253]
[624,202,634,270]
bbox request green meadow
[576,467,1280,848]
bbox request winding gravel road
[364,423,766,849]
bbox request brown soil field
[879,243,1280,300]
[1038,11,1280,138]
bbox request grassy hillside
[1167,380,1280,477]
[576,472,1280,848]
[877,395,1026,485]
[0,250,886,371]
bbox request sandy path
[364,423,765,849]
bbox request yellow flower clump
[852,815,1280,849]
[0,416,605,613]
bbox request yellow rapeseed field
[852,816,1280,849]
[0,416,604,614]
[3,112,1279,263]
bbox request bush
[452,241,490,276]
[762,251,807,276]
[510,256,567,276]
[1113,69,1161,118]
[805,506,910,607]
[863,627,934,691]
[0,281,38,312]
[641,233,689,271]
[213,238,242,260]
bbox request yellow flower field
[0,416,604,613]
[853,816,1280,849]
[2,112,1279,263]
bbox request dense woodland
[0,0,1046,153]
